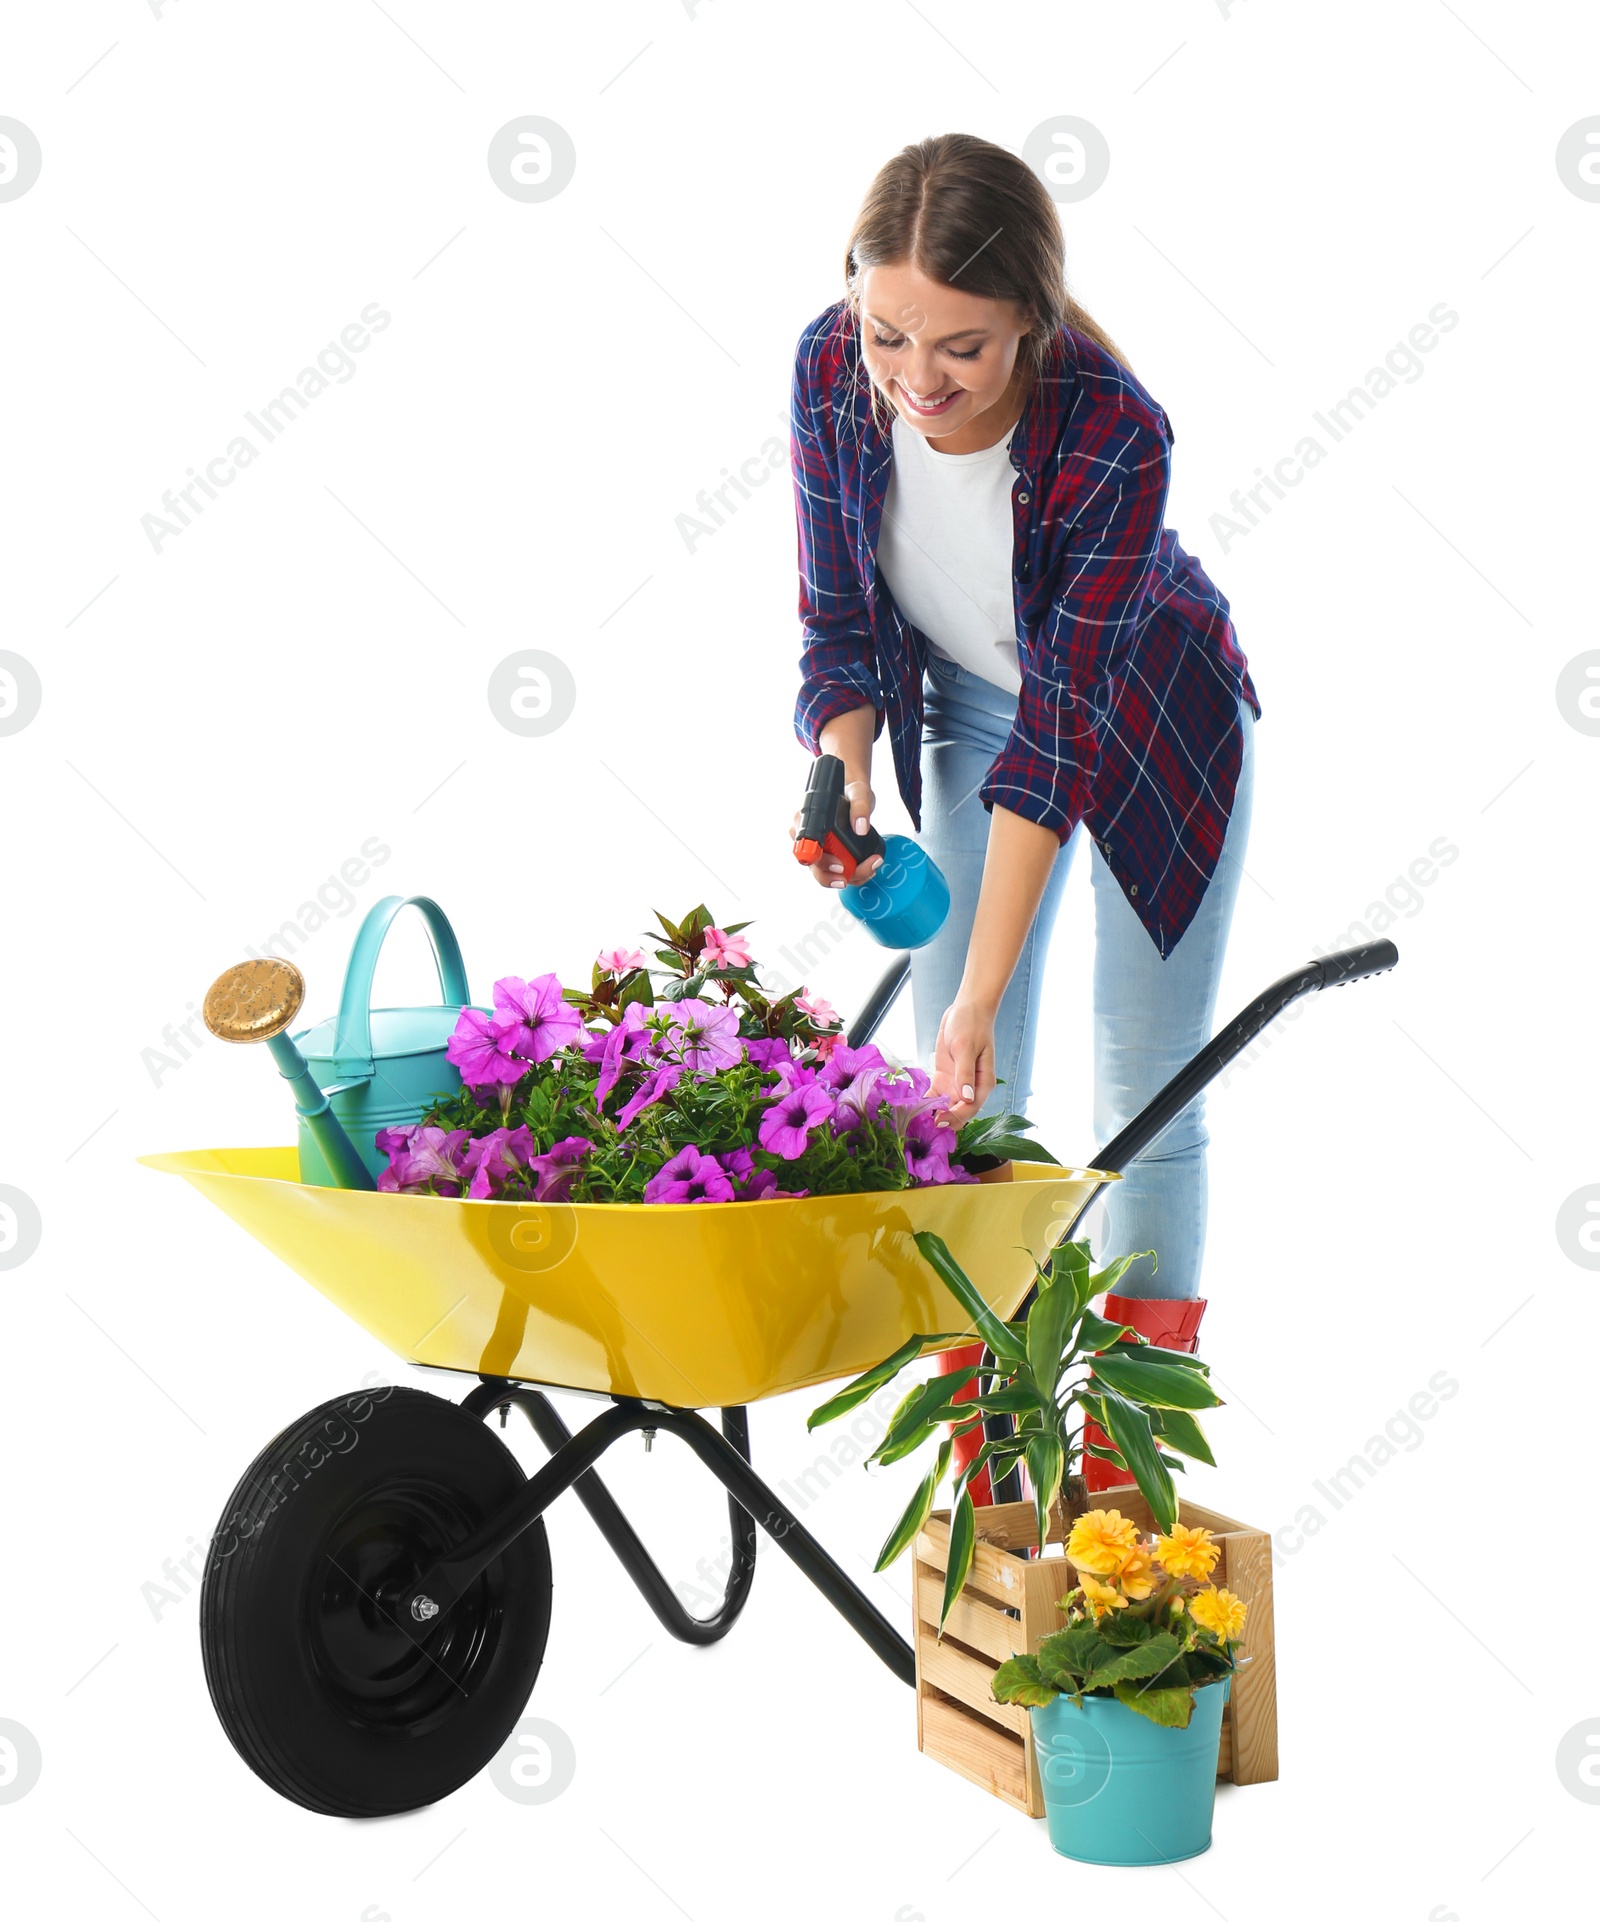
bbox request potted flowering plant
[990,1510,1248,1864]
[808,1231,1224,1626]
[374,905,1055,1204]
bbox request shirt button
[1129,884,1139,898]
[1018,492,1030,504]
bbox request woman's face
[858,261,1032,448]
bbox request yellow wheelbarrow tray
[141,1145,1108,1408]
[147,944,1397,1820]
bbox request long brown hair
[843,133,1131,426]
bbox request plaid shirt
[791,300,1259,956]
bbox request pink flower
[447,1009,534,1089]
[644,1144,737,1204]
[616,1063,683,1129]
[597,945,646,975]
[701,927,752,971]
[492,974,584,1063]
[758,1082,836,1160]
[795,992,839,1029]
[660,999,743,1073]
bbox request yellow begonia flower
[1078,1572,1128,1615]
[1153,1523,1220,1581]
[1113,1545,1157,1600]
[1189,1586,1247,1641]
[1065,1509,1140,1576]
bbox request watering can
[291,895,477,1186]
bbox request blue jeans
[909,652,1255,1301]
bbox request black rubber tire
[200,1386,551,1817]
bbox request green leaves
[1048,1238,1097,1318]
[1148,1406,1216,1467]
[1090,1350,1222,1412]
[876,1369,981,1465]
[806,1333,957,1430]
[953,1112,1060,1169]
[873,1439,952,1572]
[1035,1624,1102,1692]
[913,1232,1027,1365]
[1024,1430,1064,1551]
[1113,1682,1196,1728]
[1095,1390,1178,1532]
[1085,1631,1183,1691]
[991,1655,1057,1708]
[1026,1259,1080,1403]
[939,1490,977,1634]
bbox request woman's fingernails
[854,817,868,834]
[961,1085,975,1102]
[827,862,844,874]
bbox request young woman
[788,134,1260,1492]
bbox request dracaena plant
[808,1230,1224,1633]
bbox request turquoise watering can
[292,895,477,1186]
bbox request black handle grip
[1311,939,1399,988]
[797,755,886,867]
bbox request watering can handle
[330,895,471,1082]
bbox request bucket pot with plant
[810,1230,1242,1863]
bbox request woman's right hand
[790,776,884,889]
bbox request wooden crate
[913,1487,1277,1817]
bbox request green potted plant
[810,1230,1239,1862]
[808,1230,1223,1625]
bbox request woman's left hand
[933,994,998,1123]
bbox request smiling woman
[787,132,1262,1500]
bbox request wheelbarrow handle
[1090,937,1399,1181]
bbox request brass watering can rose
[203,959,306,1044]
[201,958,376,1190]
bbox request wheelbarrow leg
[411,1390,916,1687]
[647,1405,916,1687]
[464,1382,758,1645]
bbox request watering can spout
[202,960,377,1191]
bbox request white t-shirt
[875,413,1022,695]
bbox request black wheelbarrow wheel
[200,1386,551,1817]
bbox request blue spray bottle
[793,754,950,949]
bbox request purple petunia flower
[447,1008,534,1089]
[528,1134,592,1201]
[758,1081,836,1160]
[644,1144,737,1204]
[594,1002,654,1103]
[492,973,584,1064]
[616,1063,684,1129]
[716,1146,755,1183]
[660,998,744,1074]
[742,1036,796,1073]
[738,1167,780,1201]
[378,1123,473,1194]
[815,1041,886,1092]
[903,1108,973,1185]
[461,1124,535,1200]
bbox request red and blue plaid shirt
[791,300,1260,956]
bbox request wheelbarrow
[141,939,1397,1817]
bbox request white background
[2,1,1595,1916]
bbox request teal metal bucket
[291,895,478,1186]
[1029,1677,1229,1866]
